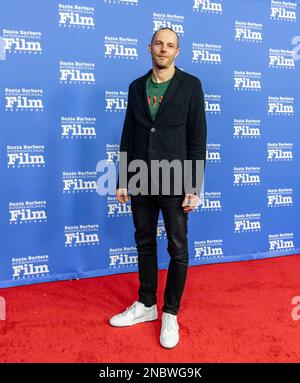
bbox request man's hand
[116,188,130,204]
[182,193,200,213]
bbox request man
[109,27,207,349]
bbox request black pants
[130,193,189,315]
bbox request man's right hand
[116,188,130,203]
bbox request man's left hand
[182,193,200,213]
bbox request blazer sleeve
[116,82,134,190]
[186,78,207,196]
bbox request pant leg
[159,195,189,315]
[130,194,160,307]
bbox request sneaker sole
[109,313,158,327]
[159,337,179,348]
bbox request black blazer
[117,65,207,196]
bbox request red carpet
[1,254,300,363]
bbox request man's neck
[151,65,176,83]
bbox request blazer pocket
[161,105,185,127]
[167,101,185,125]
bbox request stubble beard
[153,55,173,70]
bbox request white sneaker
[160,312,179,348]
[109,301,158,327]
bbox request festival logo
[234,213,261,233]
[269,233,295,252]
[105,90,128,112]
[62,171,98,193]
[12,255,49,280]
[235,21,263,42]
[234,71,262,91]
[2,29,42,54]
[104,36,138,60]
[193,0,223,14]
[109,246,138,268]
[107,196,132,218]
[192,42,222,64]
[268,96,294,115]
[7,145,46,168]
[153,12,184,36]
[194,239,224,259]
[206,143,221,162]
[267,188,293,207]
[198,192,222,211]
[270,0,297,22]
[233,119,261,139]
[61,117,96,139]
[64,224,100,246]
[204,94,221,114]
[269,48,295,69]
[5,88,44,112]
[9,201,47,224]
[267,143,293,161]
[234,167,261,186]
[58,4,95,28]
[59,61,95,84]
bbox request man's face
[148,30,180,69]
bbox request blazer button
[151,127,156,132]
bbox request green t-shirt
[146,74,172,121]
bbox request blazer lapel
[139,68,153,122]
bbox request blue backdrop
[0,0,299,288]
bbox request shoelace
[122,302,138,316]
[162,314,178,332]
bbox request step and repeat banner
[0,0,299,288]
